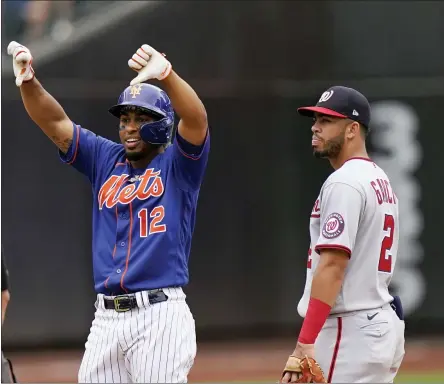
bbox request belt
[103,289,168,312]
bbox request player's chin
[313,148,328,159]
[312,144,321,156]
[125,149,145,161]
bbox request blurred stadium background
[1,0,444,382]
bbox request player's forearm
[1,290,10,326]
[19,77,73,152]
[297,252,347,345]
[310,260,345,306]
[20,77,68,127]
[160,71,207,126]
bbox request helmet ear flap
[140,114,174,145]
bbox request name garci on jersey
[310,177,397,218]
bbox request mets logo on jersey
[322,212,345,239]
[98,168,164,210]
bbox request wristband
[298,298,331,344]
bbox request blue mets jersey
[60,123,210,295]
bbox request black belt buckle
[149,289,168,305]
[113,295,134,312]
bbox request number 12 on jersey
[138,206,167,237]
[378,214,395,273]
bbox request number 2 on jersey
[138,206,167,237]
[378,214,395,272]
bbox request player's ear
[345,121,360,139]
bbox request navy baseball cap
[298,86,371,128]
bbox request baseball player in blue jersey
[8,41,209,383]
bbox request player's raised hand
[7,41,35,87]
[128,44,172,86]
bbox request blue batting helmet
[109,83,174,145]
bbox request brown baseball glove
[282,355,327,383]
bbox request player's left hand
[281,343,326,383]
[128,44,172,86]
[7,41,35,87]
